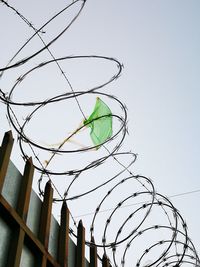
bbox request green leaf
[84,97,113,149]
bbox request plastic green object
[84,97,113,149]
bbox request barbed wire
[0,0,199,266]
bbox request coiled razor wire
[0,0,199,266]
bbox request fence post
[58,201,69,267]
[6,158,34,267]
[76,220,85,267]
[38,180,53,266]
[0,131,14,193]
[90,236,97,267]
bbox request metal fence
[0,131,111,267]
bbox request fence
[0,131,111,267]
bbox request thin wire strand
[74,188,200,218]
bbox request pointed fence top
[27,157,33,164]
[61,200,67,209]
[1,130,14,146]
[45,180,52,188]
[5,130,13,139]
[78,219,83,228]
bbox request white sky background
[0,0,200,266]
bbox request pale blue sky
[0,0,200,266]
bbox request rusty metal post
[58,201,69,267]
[38,180,53,266]
[0,131,14,193]
[90,236,97,267]
[76,220,85,267]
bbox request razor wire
[0,0,199,266]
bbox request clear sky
[0,0,200,266]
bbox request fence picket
[0,131,14,193]
[38,181,53,266]
[76,220,85,267]
[90,236,97,267]
[58,201,69,267]
[38,181,53,248]
[16,157,34,221]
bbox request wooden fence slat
[58,201,69,267]
[90,236,97,267]
[16,157,34,222]
[76,220,85,267]
[0,131,14,193]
